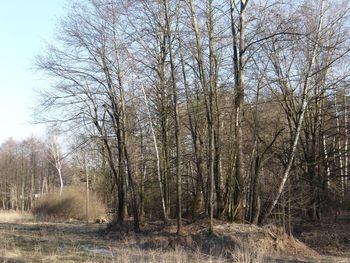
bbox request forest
[1,0,350,249]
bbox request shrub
[32,187,106,221]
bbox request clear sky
[0,0,66,144]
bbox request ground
[294,217,350,260]
[0,212,349,262]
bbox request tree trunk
[164,0,182,234]
[230,0,248,223]
[141,84,168,223]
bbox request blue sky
[0,0,66,144]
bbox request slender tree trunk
[344,95,348,196]
[157,11,171,217]
[86,168,89,225]
[188,0,210,214]
[58,167,63,196]
[335,96,345,199]
[323,135,331,189]
[164,0,182,234]
[230,0,248,223]
[141,84,168,223]
[138,118,145,222]
[118,67,140,232]
[208,0,216,233]
[180,53,204,218]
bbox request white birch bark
[261,0,325,223]
[48,134,64,196]
[323,135,331,189]
[141,84,168,222]
[344,95,348,193]
[335,96,345,198]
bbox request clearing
[0,212,349,262]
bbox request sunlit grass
[1,212,345,262]
[0,210,34,223]
[0,216,235,263]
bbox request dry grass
[0,221,234,263]
[0,210,34,223]
[32,187,106,222]
[0,215,266,263]
[231,246,265,263]
[0,214,347,262]
[295,220,350,261]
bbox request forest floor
[0,212,348,262]
[294,216,350,261]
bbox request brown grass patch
[0,210,34,223]
[104,219,320,262]
[32,187,106,222]
[294,221,350,259]
[0,219,347,262]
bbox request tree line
[16,0,350,233]
[0,136,70,211]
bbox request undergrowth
[32,187,105,221]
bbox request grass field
[0,211,349,263]
[0,214,228,263]
[0,222,227,263]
